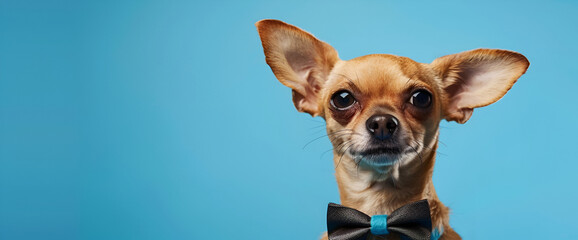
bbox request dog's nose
[366,114,398,140]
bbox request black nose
[366,114,399,140]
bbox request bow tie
[327,200,432,240]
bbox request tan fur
[256,19,529,240]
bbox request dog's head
[257,20,529,172]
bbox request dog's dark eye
[331,90,356,110]
[410,90,432,108]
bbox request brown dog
[256,19,529,240]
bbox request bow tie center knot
[370,215,389,235]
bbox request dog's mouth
[350,146,404,167]
[362,147,402,156]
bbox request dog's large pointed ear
[256,19,340,117]
[430,49,529,124]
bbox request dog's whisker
[437,138,448,147]
[305,117,326,124]
[320,148,335,160]
[327,129,355,136]
[313,131,361,161]
[329,132,364,143]
[302,135,332,150]
[308,124,327,130]
[409,143,423,165]
[303,129,356,149]
[336,139,356,155]
[336,143,355,169]
[307,128,329,137]
[436,151,448,157]
[329,129,354,132]
[326,129,355,137]
[328,132,358,142]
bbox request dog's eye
[410,90,432,108]
[331,90,356,110]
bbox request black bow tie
[327,200,432,240]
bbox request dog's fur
[256,19,529,240]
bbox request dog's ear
[256,19,340,117]
[430,49,529,124]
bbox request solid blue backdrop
[1,0,577,239]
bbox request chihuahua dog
[256,19,529,240]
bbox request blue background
[1,0,577,239]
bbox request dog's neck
[332,137,439,217]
